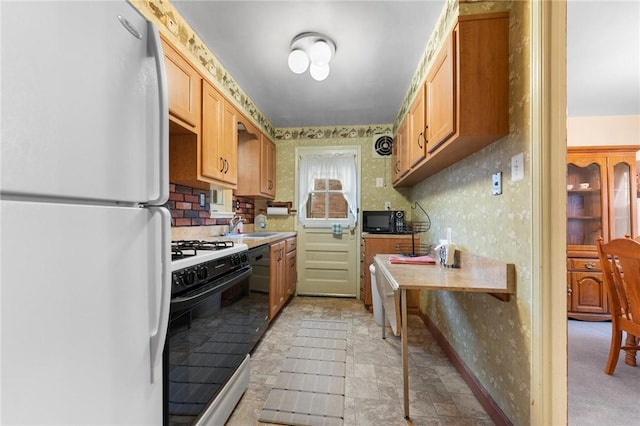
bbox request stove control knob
[196,265,208,279]
[231,255,240,266]
[240,253,248,263]
[184,269,196,285]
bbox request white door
[295,147,361,297]
[1,1,167,204]
[297,227,360,296]
[0,200,170,425]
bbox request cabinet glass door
[567,162,603,247]
[611,161,632,238]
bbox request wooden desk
[373,253,515,419]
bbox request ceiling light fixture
[287,32,336,82]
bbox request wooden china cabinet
[566,146,639,320]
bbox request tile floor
[227,296,493,425]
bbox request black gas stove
[165,239,263,426]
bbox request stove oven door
[164,265,268,424]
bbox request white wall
[567,115,640,160]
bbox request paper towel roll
[266,207,288,215]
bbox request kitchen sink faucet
[229,215,244,234]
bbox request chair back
[596,236,640,325]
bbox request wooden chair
[596,236,640,374]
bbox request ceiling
[172,1,640,129]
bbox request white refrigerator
[1,1,171,424]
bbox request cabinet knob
[585,262,595,269]
[567,286,572,295]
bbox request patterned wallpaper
[412,1,530,424]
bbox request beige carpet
[568,319,640,425]
[258,319,347,426]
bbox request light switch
[375,177,384,188]
[511,152,524,181]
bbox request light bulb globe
[309,40,332,65]
[288,49,309,74]
[310,62,330,81]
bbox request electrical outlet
[199,193,206,207]
[492,172,502,195]
[511,152,524,181]
[384,201,391,210]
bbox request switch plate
[199,193,206,207]
[384,201,391,210]
[492,172,502,195]
[376,177,384,188]
[511,152,524,181]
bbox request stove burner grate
[171,240,235,261]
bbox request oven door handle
[170,266,252,312]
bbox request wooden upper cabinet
[162,39,201,132]
[201,81,221,180]
[425,31,455,154]
[236,122,276,199]
[260,137,276,198]
[394,12,509,187]
[201,81,237,187]
[392,118,409,184]
[221,100,238,186]
[407,86,427,168]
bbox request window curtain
[298,153,358,225]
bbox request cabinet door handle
[567,286,572,295]
[219,157,225,173]
[417,133,423,149]
[584,262,595,269]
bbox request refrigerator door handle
[147,20,169,205]
[148,206,171,383]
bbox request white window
[296,148,359,228]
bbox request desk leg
[401,288,409,419]
[381,300,386,339]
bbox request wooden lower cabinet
[286,237,297,297]
[567,257,609,320]
[362,234,420,313]
[269,237,297,321]
[269,241,285,321]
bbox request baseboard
[418,311,513,426]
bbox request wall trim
[530,1,568,425]
[418,311,512,426]
[275,125,392,141]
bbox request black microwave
[362,210,406,233]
